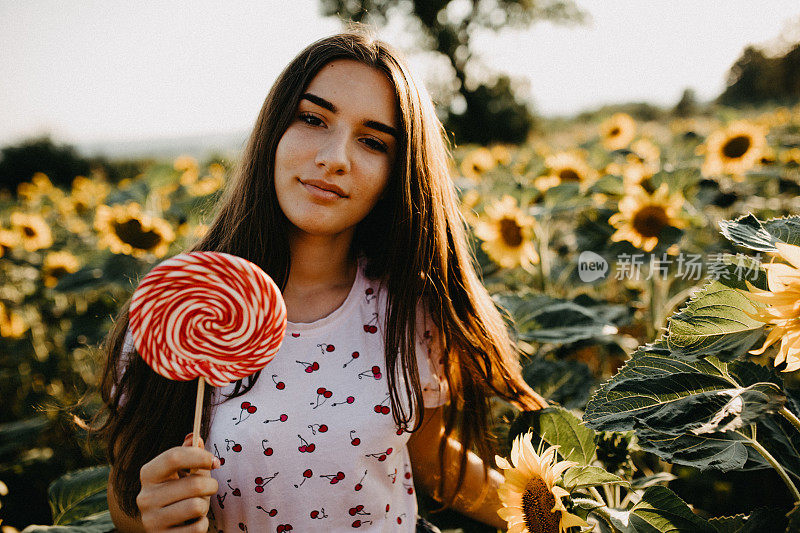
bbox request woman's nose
[315,130,351,174]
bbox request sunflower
[495,431,589,533]
[17,172,56,205]
[700,121,767,178]
[0,302,28,339]
[187,167,225,197]
[0,228,20,257]
[10,212,53,252]
[489,144,513,166]
[599,113,637,151]
[174,154,200,185]
[608,183,687,252]
[42,251,81,288]
[459,189,481,225]
[70,175,110,215]
[739,242,800,372]
[474,196,539,271]
[94,202,175,258]
[460,147,497,181]
[542,152,597,189]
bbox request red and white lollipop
[129,251,286,446]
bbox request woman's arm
[407,406,507,530]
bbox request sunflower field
[4,104,800,531]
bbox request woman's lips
[301,180,345,200]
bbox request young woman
[99,29,546,532]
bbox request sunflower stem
[780,406,800,437]
[535,222,551,295]
[571,498,616,531]
[747,435,800,502]
[588,486,606,506]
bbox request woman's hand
[136,433,220,532]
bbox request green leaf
[538,407,597,465]
[584,341,785,434]
[521,357,594,410]
[627,485,716,532]
[563,465,628,491]
[709,507,788,532]
[20,510,114,532]
[719,213,800,251]
[629,472,677,489]
[666,255,768,362]
[48,465,110,526]
[493,292,618,345]
[583,342,786,471]
[0,416,49,460]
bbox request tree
[0,136,91,192]
[672,88,699,118]
[320,0,586,144]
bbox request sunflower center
[521,476,560,533]
[722,135,751,159]
[112,219,163,250]
[609,127,620,137]
[631,205,670,238]
[22,226,37,238]
[499,218,524,247]
[559,169,580,182]
[48,266,70,278]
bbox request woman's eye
[363,138,388,153]
[298,112,323,126]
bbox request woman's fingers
[155,495,212,528]
[140,473,218,509]
[140,446,218,484]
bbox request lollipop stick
[192,377,205,448]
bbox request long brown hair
[97,27,546,517]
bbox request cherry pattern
[262,439,273,456]
[296,360,320,373]
[233,402,257,424]
[309,508,328,520]
[353,470,367,491]
[357,365,382,380]
[319,471,345,484]
[205,265,448,530]
[342,351,360,368]
[225,439,242,453]
[238,522,247,532]
[307,423,328,435]
[294,468,313,488]
[254,473,279,493]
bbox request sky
[2,0,800,146]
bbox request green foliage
[0,137,91,192]
[720,43,800,107]
[48,466,110,526]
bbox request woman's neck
[284,232,357,295]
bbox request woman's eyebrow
[300,92,398,139]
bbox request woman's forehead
[303,59,399,127]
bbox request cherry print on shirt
[238,522,247,532]
[296,360,320,373]
[349,430,361,446]
[354,470,367,491]
[291,332,300,337]
[397,513,407,525]
[320,471,345,484]
[225,439,242,453]
[403,481,414,495]
[226,479,241,497]
[388,468,397,484]
[213,443,225,465]
[342,351,360,368]
[216,491,227,509]
[297,434,316,453]
[310,387,333,408]
[294,468,313,488]
[364,286,375,303]
[351,519,373,528]
[262,439,273,456]
[310,507,328,520]
[263,413,289,424]
[362,313,378,334]
[331,394,355,406]
[385,503,390,516]
[233,402,257,424]
[254,472,278,493]
[357,365,381,380]
[348,505,370,517]
[271,374,286,390]
[365,447,393,462]
[308,423,328,435]
[373,394,391,415]
[317,343,335,355]
[276,525,294,532]
[256,505,278,517]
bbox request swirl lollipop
[129,251,286,447]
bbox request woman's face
[274,59,399,242]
